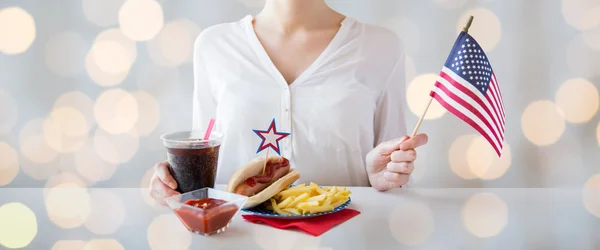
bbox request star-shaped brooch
[253,118,290,155]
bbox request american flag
[430,31,506,157]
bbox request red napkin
[242,209,360,236]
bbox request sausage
[234,158,290,196]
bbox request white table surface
[1,185,600,250]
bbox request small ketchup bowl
[164,188,248,236]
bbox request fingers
[386,162,414,174]
[400,133,429,151]
[149,174,180,206]
[154,161,178,190]
[375,136,410,155]
[383,171,410,187]
[390,149,416,162]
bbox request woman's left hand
[366,133,428,191]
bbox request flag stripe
[433,81,503,146]
[487,79,505,124]
[491,73,505,118]
[439,70,504,139]
[441,67,505,135]
[484,90,505,128]
[430,85,503,152]
[430,90,502,156]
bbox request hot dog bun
[227,155,300,209]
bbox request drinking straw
[203,118,215,140]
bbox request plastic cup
[160,130,223,193]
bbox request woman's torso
[193,15,406,186]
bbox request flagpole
[410,15,474,137]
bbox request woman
[150,0,428,205]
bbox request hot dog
[226,156,300,209]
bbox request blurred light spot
[45,31,88,77]
[85,50,129,87]
[94,89,139,134]
[148,19,200,67]
[93,128,139,164]
[407,74,447,120]
[19,119,58,164]
[238,0,266,8]
[45,173,87,189]
[0,203,37,249]
[20,157,61,181]
[43,173,87,200]
[53,91,95,129]
[405,56,416,85]
[0,142,19,186]
[131,91,161,136]
[522,100,565,146]
[389,201,434,246]
[83,239,124,250]
[566,35,600,78]
[561,0,600,31]
[381,16,420,55]
[43,107,89,153]
[555,78,599,124]
[74,141,118,183]
[583,174,600,218]
[461,192,508,238]
[136,63,180,97]
[0,91,18,135]
[147,214,192,250]
[449,134,478,180]
[90,41,132,75]
[253,222,321,250]
[51,240,86,250]
[86,29,136,87]
[583,28,600,51]
[456,8,502,52]
[432,0,468,9]
[467,137,512,180]
[95,28,137,65]
[141,168,166,209]
[84,190,126,235]
[0,7,36,55]
[45,184,92,228]
[119,0,164,41]
[597,122,600,146]
[82,0,125,27]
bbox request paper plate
[242,197,351,219]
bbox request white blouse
[192,15,408,187]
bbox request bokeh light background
[1,0,599,189]
[1,0,600,249]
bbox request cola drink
[161,131,223,193]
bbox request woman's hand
[366,133,428,191]
[149,161,180,206]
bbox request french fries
[264,182,351,215]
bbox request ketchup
[244,158,289,187]
[173,198,239,235]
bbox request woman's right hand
[149,161,180,206]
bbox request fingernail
[168,182,177,189]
